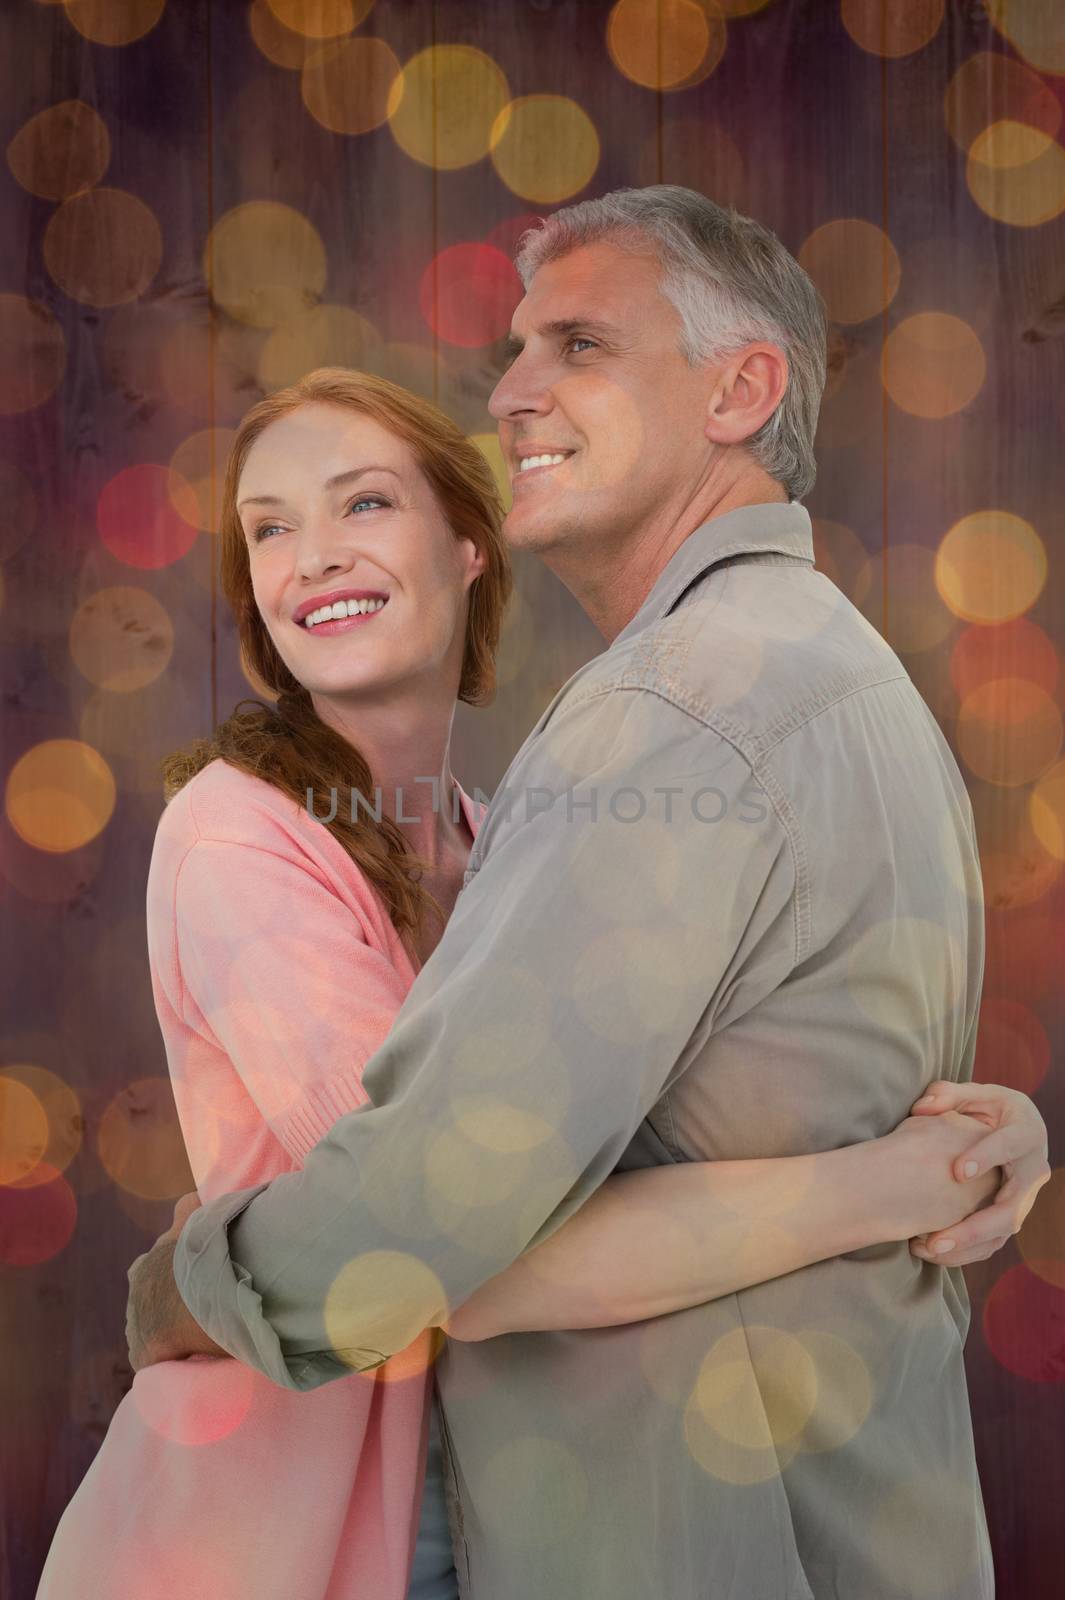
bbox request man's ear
[704,344,789,448]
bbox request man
[129,187,1049,1597]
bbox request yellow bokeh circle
[259,305,382,392]
[5,739,117,853]
[44,187,163,308]
[62,0,165,46]
[388,46,510,171]
[490,96,600,204]
[249,0,313,68]
[265,0,370,38]
[880,312,986,419]
[324,1250,448,1370]
[607,0,725,91]
[1030,761,1065,862]
[205,201,327,329]
[799,219,901,326]
[69,586,175,693]
[169,428,237,532]
[966,121,1065,228]
[935,510,1047,624]
[0,1076,49,1186]
[956,678,1063,788]
[97,1077,194,1200]
[944,51,1062,158]
[6,99,111,201]
[988,0,1065,77]
[302,36,401,136]
[841,0,944,58]
[0,1065,83,1187]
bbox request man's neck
[546,475,789,643]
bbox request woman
[37,367,1002,1600]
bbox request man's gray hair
[513,185,827,503]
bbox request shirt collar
[611,500,815,648]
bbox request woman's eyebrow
[237,465,402,511]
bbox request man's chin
[502,500,572,555]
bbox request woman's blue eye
[253,496,388,542]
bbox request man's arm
[165,688,798,1386]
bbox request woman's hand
[906,1080,1051,1267]
[877,1111,1000,1250]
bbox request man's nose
[488,349,552,421]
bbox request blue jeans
[406,1400,459,1600]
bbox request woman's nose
[294,519,356,579]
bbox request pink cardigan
[36,758,484,1600]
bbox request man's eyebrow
[500,318,623,363]
[237,465,401,511]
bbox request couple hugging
[38,185,1049,1600]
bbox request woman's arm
[444,1110,1000,1341]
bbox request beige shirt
[176,500,993,1599]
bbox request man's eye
[566,336,597,354]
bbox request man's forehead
[508,247,665,343]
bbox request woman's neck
[310,683,468,867]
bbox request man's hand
[907,1080,1051,1267]
[125,1191,229,1371]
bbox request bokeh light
[935,510,1047,624]
[470,433,512,512]
[248,0,312,68]
[168,429,236,534]
[265,0,370,37]
[811,518,873,608]
[973,996,1051,1095]
[988,0,1065,77]
[684,1325,816,1482]
[490,96,600,203]
[798,219,901,325]
[0,1164,78,1266]
[983,1262,1065,1382]
[132,1357,256,1444]
[956,678,1062,787]
[950,618,1059,700]
[205,202,328,329]
[841,0,944,58]
[5,739,117,853]
[61,0,165,46]
[69,587,175,693]
[0,294,66,415]
[881,312,986,418]
[258,304,382,391]
[97,1077,195,1201]
[301,36,400,135]
[945,51,1061,158]
[0,1076,49,1186]
[419,244,522,349]
[1030,760,1065,861]
[97,463,200,569]
[6,99,110,200]
[324,1250,448,1370]
[860,542,955,654]
[44,187,163,308]
[388,46,510,171]
[967,122,1065,228]
[0,1065,83,1186]
[606,0,726,92]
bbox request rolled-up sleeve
[173,685,798,1388]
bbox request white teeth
[519,453,568,473]
[303,597,387,629]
